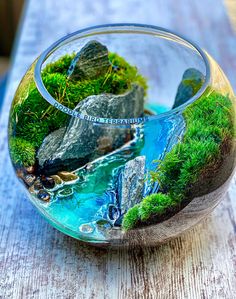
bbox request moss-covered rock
[37,84,145,174]
[9,51,147,168]
[67,40,111,80]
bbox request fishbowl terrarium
[8,24,236,247]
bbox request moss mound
[122,88,235,230]
[122,193,175,230]
[9,137,36,167]
[9,52,147,167]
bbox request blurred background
[0,0,24,108]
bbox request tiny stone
[28,185,35,194]
[57,171,78,182]
[108,204,119,221]
[57,188,73,198]
[144,108,154,116]
[37,189,50,202]
[96,219,112,231]
[25,165,35,174]
[33,179,43,191]
[50,175,63,185]
[41,175,55,189]
[79,223,94,234]
[16,168,24,179]
[24,174,36,187]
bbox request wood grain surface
[1,0,236,298]
[225,0,236,30]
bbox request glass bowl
[8,24,236,247]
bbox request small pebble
[16,168,24,179]
[41,175,55,189]
[50,175,63,185]
[79,223,94,234]
[144,109,154,116]
[28,185,35,194]
[33,179,43,191]
[24,174,36,187]
[96,219,112,231]
[108,204,119,221]
[37,189,50,202]
[57,171,78,182]
[58,188,73,198]
[25,165,35,174]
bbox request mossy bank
[122,88,236,230]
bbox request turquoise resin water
[29,104,185,242]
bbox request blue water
[32,106,185,242]
[145,103,169,115]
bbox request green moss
[42,54,76,75]
[158,90,234,197]
[139,193,175,221]
[122,204,140,231]
[108,52,148,94]
[9,138,36,167]
[122,89,235,230]
[9,52,147,167]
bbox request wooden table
[1,0,236,298]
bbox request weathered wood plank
[225,0,236,30]
[0,0,236,298]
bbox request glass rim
[34,23,211,126]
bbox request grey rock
[95,219,112,232]
[173,68,205,109]
[37,127,66,168]
[37,189,50,202]
[50,175,63,185]
[57,188,74,198]
[33,179,43,191]
[113,217,123,227]
[108,204,120,221]
[41,175,55,189]
[67,40,111,80]
[23,174,36,187]
[57,171,78,182]
[37,84,144,174]
[119,156,146,215]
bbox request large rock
[118,156,146,216]
[67,40,111,80]
[37,84,144,174]
[37,127,66,168]
[173,68,205,109]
